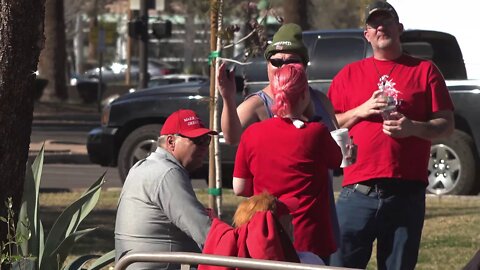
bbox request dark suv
[87,29,480,195]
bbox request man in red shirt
[327,2,454,269]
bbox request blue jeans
[330,182,426,270]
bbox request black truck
[87,29,480,195]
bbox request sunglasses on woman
[269,58,303,68]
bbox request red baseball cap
[160,109,218,138]
[275,197,299,217]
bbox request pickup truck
[87,29,480,195]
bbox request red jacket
[199,211,299,270]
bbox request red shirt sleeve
[427,62,454,113]
[233,130,253,180]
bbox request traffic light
[151,20,172,39]
[128,19,146,40]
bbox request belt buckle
[353,183,372,195]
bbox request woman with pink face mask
[232,63,342,261]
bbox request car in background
[107,74,209,104]
[83,59,177,83]
[147,74,208,88]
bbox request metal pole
[139,0,148,89]
[97,24,105,112]
[114,252,350,270]
[126,5,132,85]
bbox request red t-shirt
[233,117,342,257]
[328,54,454,186]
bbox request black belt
[345,179,426,196]
[347,183,375,195]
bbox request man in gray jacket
[115,109,217,270]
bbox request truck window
[309,37,367,80]
[400,31,467,80]
[244,55,268,83]
[402,41,434,60]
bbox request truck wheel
[428,130,477,195]
[118,124,162,183]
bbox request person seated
[199,193,302,270]
[233,192,325,265]
[115,109,216,270]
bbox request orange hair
[271,63,308,117]
[232,192,277,227]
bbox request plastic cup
[330,128,352,168]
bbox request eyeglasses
[176,134,211,146]
[269,58,303,68]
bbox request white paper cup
[330,128,352,168]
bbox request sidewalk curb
[28,153,91,164]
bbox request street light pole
[139,0,148,89]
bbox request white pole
[213,0,224,218]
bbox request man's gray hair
[158,134,181,148]
[158,135,167,147]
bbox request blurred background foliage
[40,0,377,101]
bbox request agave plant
[12,144,112,270]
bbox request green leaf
[0,216,7,223]
[38,221,44,266]
[62,254,100,270]
[87,249,115,270]
[40,228,97,270]
[40,174,105,269]
[9,255,24,261]
[18,145,44,258]
[65,174,105,236]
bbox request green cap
[264,23,309,65]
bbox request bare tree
[168,0,211,73]
[0,0,45,242]
[38,0,68,101]
[308,0,365,29]
[283,0,309,29]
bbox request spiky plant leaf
[39,174,105,269]
[62,254,100,270]
[40,228,97,270]
[18,145,44,259]
[87,249,115,270]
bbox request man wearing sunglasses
[115,109,217,270]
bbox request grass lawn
[39,189,480,269]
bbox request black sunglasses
[176,134,211,146]
[269,58,303,68]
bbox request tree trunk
[283,0,309,30]
[183,4,195,73]
[87,11,98,63]
[74,13,85,74]
[0,0,45,244]
[38,0,68,101]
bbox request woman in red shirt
[232,64,342,259]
